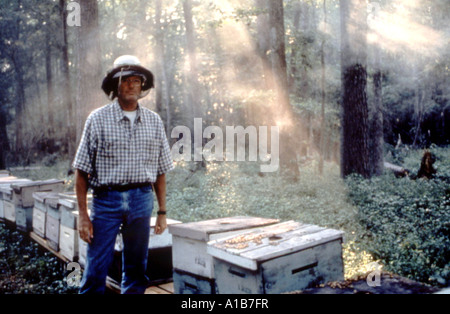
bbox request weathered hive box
[45,194,62,251]
[207,221,345,294]
[58,194,92,261]
[78,234,88,268]
[32,192,61,239]
[0,170,10,177]
[169,216,279,294]
[11,179,64,208]
[0,179,31,222]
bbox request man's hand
[75,169,93,244]
[78,213,94,243]
[155,214,167,235]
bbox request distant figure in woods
[417,150,436,180]
[72,55,174,294]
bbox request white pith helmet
[101,55,154,100]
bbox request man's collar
[112,99,143,123]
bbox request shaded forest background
[0,0,449,176]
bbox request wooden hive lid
[32,191,61,203]
[168,216,280,241]
[207,221,345,271]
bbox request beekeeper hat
[101,55,154,100]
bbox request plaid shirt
[72,100,174,188]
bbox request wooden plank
[158,282,174,294]
[145,286,171,294]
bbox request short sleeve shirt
[72,100,174,188]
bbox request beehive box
[207,221,345,294]
[0,179,32,222]
[15,206,33,232]
[172,268,217,294]
[109,217,182,284]
[58,195,92,261]
[32,192,61,239]
[169,216,279,294]
[11,179,64,208]
[78,234,88,268]
[0,170,10,177]
[169,216,279,279]
[45,194,62,251]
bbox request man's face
[118,75,142,103]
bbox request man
[72,55,174,294]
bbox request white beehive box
[32,192,58,238]
[78,234,88,268]
[207,221,345,294]
[0,179,32,222]
[169,216,279,280]
[58,193,92,229]
[59,224,79,261]
[45,194,62,251]
[11,179,64,208]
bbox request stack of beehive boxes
[207,221,345,294]
[31,191,93,263]
[169,217,346,294]
[1,179,64,232]
[168,216,280,294]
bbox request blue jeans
[79,185,153,294]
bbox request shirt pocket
[140,136,160,164]
[98,138,127,165]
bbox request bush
[0,225,78,294]
[346,146,450,286]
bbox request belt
[93,182,152,193]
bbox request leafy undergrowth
[0,225,78,294]
[346,146,450,287]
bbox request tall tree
[75,0,103,145]
[267,0,300,177]
[182,0,201,122]
[318,0,327,175]
[59,0,75,158]
[340,0,370,178]
[369,44,384,176]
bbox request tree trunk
[0,107,8,169]
[369,45,384,176]
[268,0,300,178]
[75,0,103,146]
[45,31,54,137]
[154,0,171,136]
[59,0,75,158]
[255,0,273,90]
[319,0,327,175]
[340,0,370,178]
[183,0,201,122]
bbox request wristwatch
[157,210,167,215]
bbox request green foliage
[164,160,371,279]
[0,226,78,294]
[346,147,450,286]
